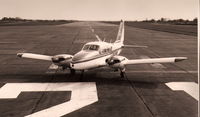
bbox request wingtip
[17,53,23,57]
[175,57,187,62]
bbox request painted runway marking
[95,34,101,41]
[89,26,102,41]
[166,82,198,101]
[89,26,94,32]
[48,64,59,70]
[140,55,166,69]
[0,82,98,117]
[46,64,59,74]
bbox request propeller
[51,54,73,68]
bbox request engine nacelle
[52,54,73,67]
[106,56,127,70]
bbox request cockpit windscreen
[82,44,99,51]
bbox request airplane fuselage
[70,41,122,70]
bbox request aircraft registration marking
[0,82,98,117]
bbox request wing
[17,53,73,63]
[17,53,52,61]
[123,57,187,65]
[122,45,148,48]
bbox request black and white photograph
[0,0,198,117]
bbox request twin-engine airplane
[17,20,187,78]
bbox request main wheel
[81,70,84,76]
[70,69,76,75]
[120,71,125,78]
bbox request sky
[0,0,198,21]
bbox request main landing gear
[70,69,85,75]
[81,70,84,77]
[69,69,84,81]
[70,69,76,75]
[120,71,125,78]
[120,68,126,78]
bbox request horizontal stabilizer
[122,45,148,48]
[17,53,52,61]
[124,57,187,65]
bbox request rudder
[114,20,124,44]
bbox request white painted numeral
[166,82,198,101]
[0,82,98,117]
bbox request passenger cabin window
[100,47,112,54]
[82,44,99,51]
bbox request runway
[0,21,198,117]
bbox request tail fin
[114,20,124,44]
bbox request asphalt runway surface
[0,21,198,117]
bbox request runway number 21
[0,82,98,117]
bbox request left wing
[17,53,73,69]
[123,57,187,65]
[17,53,52,61]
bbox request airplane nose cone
[72,52,87,62]
[72,51,99,62]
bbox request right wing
[17,53,52,61]
[122,45,148,48]
[123,57,187,65]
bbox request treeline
[0,17,76,26]
[0,17,75,22]
[142,18,197,25]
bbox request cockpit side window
[83,45,90,50]
[82,44,99,51]
[89,45,99,50]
